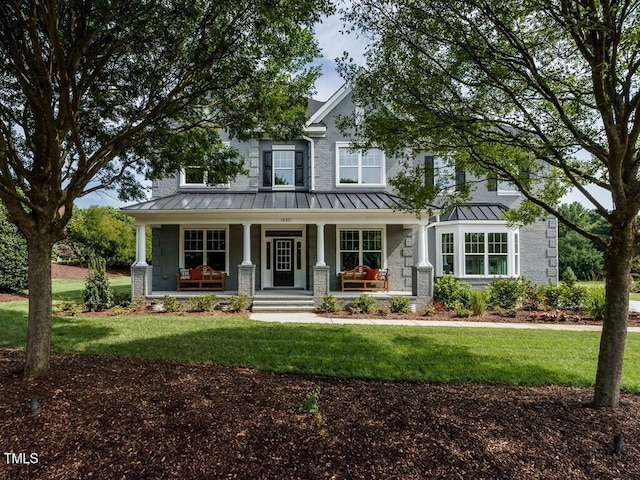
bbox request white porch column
[416,223,429,267]
[135,225,147,266]
[242,223,252,265]
[316,223,326,266]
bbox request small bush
[162,295,181,312]
[377,305,391,316]
[351,294,377,314]
[187,293,218,312]
[56,301,83,316]
[299,387,320,414]
[229,294,249,312]
[487,278,525,310]
[389,295,410,314]
[583,287,606,320]
[112,291,131,307]
[469,289,486,316]
[434,275,471,309]
[110,305,129,316]
[540,284,562,309]
[83,254,113,312]
[522,280,545,311]
[561,267,578,287]
[129,296,147,312]
[560,284,587,310]
[455,306,472,318]
[318,294,342,313]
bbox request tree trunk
[24,233,54,379]
[593,225,635,407]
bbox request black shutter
[263,151,272,187]
[487,174,497,191]
[425,155,435,189]
[295,151,304,186]
[455,169,466,191]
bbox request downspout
[303,135,315,192]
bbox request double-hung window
[338,229,383,271]
[263,146,304,189]
[182,228,227,271]
[336,142,385,186]
[180,142,231,188]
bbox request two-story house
[123,84,558,306]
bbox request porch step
[252,297,316,313]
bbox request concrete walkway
[249,312,640,333]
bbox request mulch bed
[1,348,639,479]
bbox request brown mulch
[1,348,638,480]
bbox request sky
[76,11,613,211]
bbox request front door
[273,239,295,287]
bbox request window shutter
[263,151,272,187]
[455,169,466,190]
[425,155,435,189]
[295,151,304,186]
[487,174,497,191]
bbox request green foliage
[469,289,486,316]
[538,284,587,311]
[54,301,84,317]
[455,306,473,318]
[351,294,377,314]
[229,294,249,312]
[187,294,219,312]
[83,255,113,312]
[583,288,606,320]
[129,296,148,312]
[162,295,181,313]
[388,295,410,314]
[433,275,471,309]
[0,203,28,293]
[299,387,321,414]
[112,291,132,307]
[63,206,150,267]
[521,280,546,311]
[557,203,605,280]
[561,267,578,287]
[487,278,525,310]
[318,294,342,313]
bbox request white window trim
[271,145,296,191]
[335,225,387,274]
[434,156,456,194]
[179,142,231,188]
[335,141,386,187]
[179,225,230,273]
[435,223,519,278]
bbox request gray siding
[520,217,558,285]
[152,225,180,291]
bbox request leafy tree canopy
[341,0,640,407]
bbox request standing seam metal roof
[122,191,406,212]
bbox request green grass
[52,277,131,303]
[577,280,640,301]
[2,299,640,393]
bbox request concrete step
[252,297,315,313]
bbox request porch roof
[440,203,509,221]
[123,191,407,212]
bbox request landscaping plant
[351,294,377,314]
[487,278,525,310]
[433,274,471,309]
[83,254,113,312]
[388,295,410,314]
[318,294,342,313]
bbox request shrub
[110,305,129,316]
[389,295,410,314]
[317,294,342,313]
[583,287,606,320]
[187,293,218,312]
[455,306,472,317]
[56,301,83,316]
[112,291,131,307]
[487,278,525,310]
[469,289,486,316]
[229,294,249,312]
[521,280,545,311]
[434,275,471,309]
[561,267,578,287]
[162,295,181,312]
[129,296,147,312]
[351,294,377,314]
[0,204,28,293]
[558,284,587,310]
[540,284,562,309]
[83,254,113,312]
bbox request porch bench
[339,265,389,292]
[176,266,226,292]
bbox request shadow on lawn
[76,321,593,387]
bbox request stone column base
[412,264,434,305]
[313,265,331,299]
[238,264,256,298]
[131,265,153,298]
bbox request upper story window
[263,146,304,189]
[180,142,230,188]
[336,142,385,186]
[425,155,465,193]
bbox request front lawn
[2,301,640,392]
